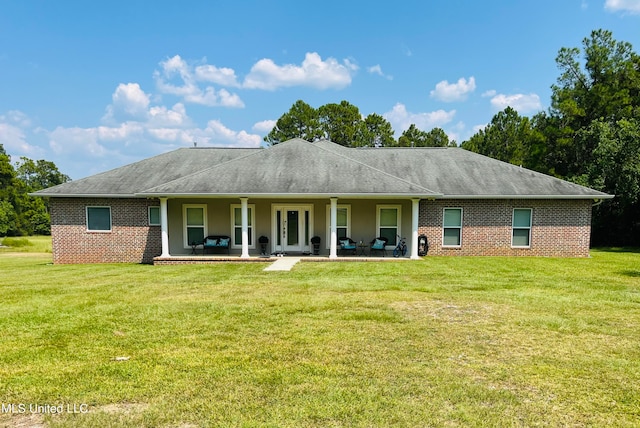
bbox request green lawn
[0,244,639,427]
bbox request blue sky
[1,0,639,179]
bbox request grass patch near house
[0,235,52,253]
[0,250,639,427]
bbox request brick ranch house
[33,138,612,264]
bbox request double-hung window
[326,205,351,245]
[512,208,532,247]
[148,206,160,226]
[183,205,207,247]
[377,205,401,246]
[442,208,462,247]
[231,204,255,248]
[86,206,111,232]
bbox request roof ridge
[311,141,442,195]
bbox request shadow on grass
[619,270,640,278]
[593,247,640,254]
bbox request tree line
[266,29,640,246]
[265,100,457,148]
[0,144,69,236]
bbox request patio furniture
[202,235,231,255]
[339,237,357,256]
[311,236,321,255]
[369,237,388,257]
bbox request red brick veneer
[419,199,593,257]
[50,198,161,264]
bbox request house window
[512,208,532,247]
[442,208,462,247]
[86,206,111,232]
[183,205,207,247]
[326,205,351,246]
[377,205,401,246]
[231,204,255,248]
[148,206,160,226]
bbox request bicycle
[393,235,407,257]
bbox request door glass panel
[276,210,281,246]
[304,210,309,245]
[287,210,299,246]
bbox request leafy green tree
[550,29,640,176]
[264,100,323,145]
[0,200,16,236]
[16,157,70,192]
[0,143,70,236]
[462,107,544,168]
[355,113,396,147]
[317,101,362,147]
[398,124,428,147]
[577,118,640,245]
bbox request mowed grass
[0,244,639,427]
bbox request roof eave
[134,192,442,199]
[439,194,614,200]
[30,192,141,198]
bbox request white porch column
[160,197,170,257]
[411,198,420,259]
[240,197,250,259]
[329,197,338,259]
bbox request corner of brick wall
[418,199,592,257]
[50,198,162,264]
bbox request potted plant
[310,236,321,255]
[258,235,269,256]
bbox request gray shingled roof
[34,138,612,199]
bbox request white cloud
[482,89,497,98]
[605,0,640,14]
[154,55,245,107]
[194,64,240,87]
[383,103,456,136]
[148,103,190,128]
[243,52,356,90]
[367,65,393,80]
[430,77,476,102]
[253,120,276,133]
[0,111,42,157]
[112,83,150,117]
[489,93,542,113]
[48,126,107,157]
[103,83,151,123]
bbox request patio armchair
[369,237,388,257]
[338,237,357,256]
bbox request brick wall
[419,199,593,257]
[50,198,161,264]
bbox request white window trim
[230,204,256,249]
[148,206,160,226]
[183,204,208,248]
[442,207,463,248]
[512,208,533,248]
[86,206,112,233]
[376,205,402,248]
[325,204,351,249]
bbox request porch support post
[329,197,338,259]
[411,198,420,259]
[160,197,170,257]
[240,197,250,259]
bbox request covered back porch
[155,196,423,261]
